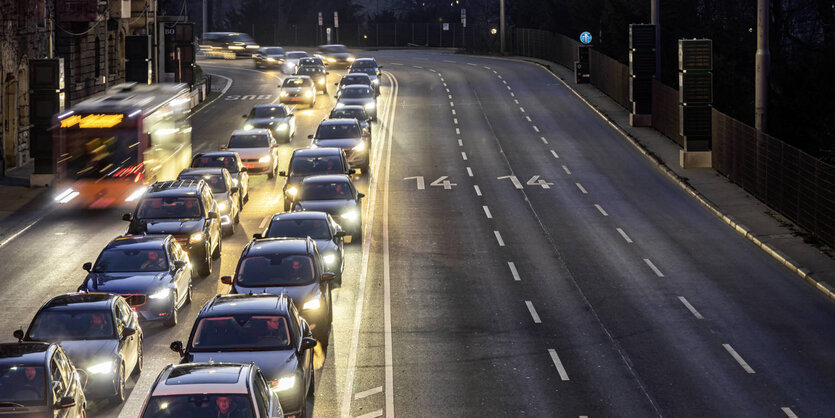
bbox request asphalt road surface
[0,50,833,418]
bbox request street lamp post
[499,0,505,54]
[755,0,770,131]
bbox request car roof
[151,363,253,396]
[179,167,228,177]
[41,292,116,311]
[318,118,359,126]
[0,342,54,366]
[201,293,293,317]
[194,151,241,160]
[300,174,352,184]
[291,147,343,157]
[242,237,315,258]
[146,179,205,196]
[270,211,330,223]
[231,129,271,136]
[104,234,170,251]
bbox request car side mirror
[307,134,314,139]
[288,112,294,117]
[55,396,76,409]
[170,340,185,356]
[122,327,136,339]
[13,329,24,342]
[325,71,330,75]
[278,171,287,177]
[219,145,227,150]
[122,213,132,222]
[333,82,338,86]
[208,211,219,219]
[173,260,187,270]
[334,231,346,238]
[252,233,263,239]
[378,66,384,69]
[82,262,92,272]
[322,272,336,282]
[240,167,248,172]
[242,114,247,118]
[300,337,317,351]
[358,193,366,198]
[221,276,233,285]
[348,168,356,175]
[231,186,240,193]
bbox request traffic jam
[0,42,382,418]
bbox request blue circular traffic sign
[580,31,592,44]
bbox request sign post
[461,9,466,48]
[334,11,339,43]
[318,12,323,44]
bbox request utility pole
[755,0,770,131]
[499,0,505,54]
[651,0,660,79]
[202,0,207,40]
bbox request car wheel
[132,339,143,378]
[360,161,370,174]
[267,167,275,179]
[164,299,178,327]
[212,235,222,259]
[197,247,212,277]
[223,222,235,237]
[313,324,330,349]
[111,363,126,404]
[185,282,193,304]
[354,230,363,244]
[234,208,240,224]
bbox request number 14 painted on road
[403,176,457,190]
[497,175,553,189]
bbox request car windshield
[340,87,373,98]
[180,174,226,194]
[316,123,360,139]
[191,315,292,351]
[323,45,347,53]
[235,254,316,286]
[299,58,320,65]
[283,78,311,87]
[228,134,269,148]
[287,52,307,59]
[28,310,116,340]
[331,109,367,120]
[342,76,369,85]
[192,156,239,173]
[137,196,202,219]
[352,61,377,68]
[141,394,254,418]
[299,181,353,200]
[93,249,168,273]
[290,155,344,175]
[297,67,323,75]
[227,33,254,43]
[251,106,287,118]
[267,219,331,239]
[263,47,284,55]
[0,365,46,406]
[350,67,376,76]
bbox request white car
[282,50,309,74]
[279,76,317,108]
[221,129,280,179]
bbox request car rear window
[287,52,308,59]
[228,134,269,148]
[331,108,367,120]
[137,196,202,219]
[299,181,353,200]
[266,218,331,240]
[180,174,226,194]
[289,155,344,175]
[235,255,316,286]
[251,106,287,118]
[193,156,239,173]
[340,87,373,98]
[142,394,253,418]
[263,47,284,55]
[191,315,292,350]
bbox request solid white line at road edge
[525,301,542,323]
[381,72,397,418]
[548,349,570,381]
[723,344,756,374]
[0,214,47,250]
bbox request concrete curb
[503,56,835,302]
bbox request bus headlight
[54,188,79,204]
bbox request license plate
[245,164,256,169]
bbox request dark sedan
[258,211,346,282]
[191,151,250,206]
[170,294,317,417]
[79,235,193,326]
[242,104,296,142]
[292,175,365,242]
[17,293,142,403]
[335,84,377,120]
[334,72,376,96]
[0,342,87,417]
[178,168,241,235]
[329,105,373,142]
[295,65,329,95]
[316,44,354,68]
[279,147,353,211]
[309,118,369,172]
[253,46,285,69]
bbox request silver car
[282,50,309,74]
[280,76,317,108]
[335,85,377,120]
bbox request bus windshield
[64,125,140,180]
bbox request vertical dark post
[755,0,770,131]
[651,0,660,80]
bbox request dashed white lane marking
[525,301,542,323]
[453,118,459,124]
[448,94,453,99]
[494,230,505,246]
[355,409,384,418]
[677,296,704,319]
[514,99,520,105]
[644,258,664,277]
[451,109,456,115]
[510,92,515,97]
[594,204,608,216]
[458,139,463,146]
[520,107,526,112]
[541,137,549,144]
[532,126,540,132]
[548,349,570,381]
[443,82,447,87]
[562,165,572,175]
[455,128,461,135]
[617,228,634,243]
[723,344,756,374]
[467,62,477,66]
[482,205,492,218]
[443,60,455,63]
[781,407,799,418]
[497,74,503,79]
[0,216,46,249]
[508,262,521,281]
[575,183,588,194]
[467,167,473,177]
[502,80,508,84]
[492,70,497,74]
[354,386,383,400]
[413,65,423,69]
[461,151,468,160]
[506,85,512,90]
[474,185,482,196]
[445,88,450,93]
[450,101,455,107]
[429,68,436,72]
[391,62,403,65]
[525,116,532,122]
[258,215,272,229]
[551,150,559,159]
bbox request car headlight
[323,253,336,265]
[231,178,239,187]
[266,57,276,62]
[148,288,171,300]
[280,91,288,97]
[347,57,355,62]
[326,57,336,63]
[259,155,272,163]
[217,201,228,212]
[352,142,366,152]
[305,90,313,98]
[341,210,359,221]
[271,376,296,392]
[286,186,298,196]
[228,45,244,50]
[243,124,253,130]
[372,78,380,85]
[276,123,289,131]
[318,78,325,85]
[125,186,147,202]
[303,296,321,310]
[364,102,375,110]
[335,102,345,109]
[87,361,114,375]
[189,232,204,244]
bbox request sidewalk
[517,56,835,299]
[0,160,48,224]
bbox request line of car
[0,50,384,418]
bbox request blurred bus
[53,82,193,209]
[200,32,259,58]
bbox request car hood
[313,138,362,149]
[295,199,357,215]
[59,340,119,369]
[233,282,319,309]
[189,350,297,380]
[281,86,311,94]
[315,240,339,256]
[228,147,271,159]
[141,219,204,235]
[248,117,291,128]
[84,272,168,293]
